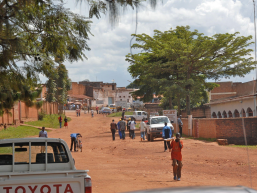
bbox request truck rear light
[84,177,92,193]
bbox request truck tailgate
[0,172,87,193]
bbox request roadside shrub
[38,110,46,120]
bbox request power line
[130,1,138,56]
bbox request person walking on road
[130,118,136,139]
[127,118,131,138]
[70,133,82,152]
[120,118,126,140]
[88,106,90,113]
[177,115,183,137]
[110,119,117,141]
[122,110,125,120]
[140,118,147,141]
[64,116,68,129]
[58,115,62,128]
[170,133,183,181]
[162,122,172,151]
[117,119,122,139]
[96,106,99,114]
[91,109,94,118]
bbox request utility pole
[253,0,257,116]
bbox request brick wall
[21,102,38,119]
[215,117,257,145]
[41,102,58,115]
[68,82,86,95]
[183,117,257,145]
[194,118,217,139]
[235,81,255,96]
[181,106,211,118]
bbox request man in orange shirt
[170,133,183,181]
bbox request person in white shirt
[130,118,136,139]
[39,127,48,138]
[140,119,147,141]
[39,127,47,153]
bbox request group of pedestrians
[76,108,81,116]
[109,115,184,181]
[110,117,144,141]
[58,115,68,129]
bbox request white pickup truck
[146,116,174,141]
[124,111,148,121]
[0,138,91,193]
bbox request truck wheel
[150,134,153,141]
[147,134,150,141]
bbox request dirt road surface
[47,111,257,193]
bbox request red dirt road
[48,111,257,193]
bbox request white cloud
[51,0,257,86]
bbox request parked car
[124,111,148,121]
[109,104,117,112]
[99,107,112,114]
[146,116,174,141]
[0,138,92,193]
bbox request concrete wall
[211,97,255,118]
[116,89,134,103]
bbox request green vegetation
[25,114,71,129]
[127,26,256,115]
[107,112,133,117]
[229,145,257,149]
[0,126,40,140]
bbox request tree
[0,0,92,99]
[126,26,256,115]
[55,63,71,114]
[85,1,157,19]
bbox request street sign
[163,110,178,133]
[163,110,177,123]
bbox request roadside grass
[0,125,40,140]
[108,112,133,117]
[183,135,216,142]
[25,114,71,129]
[229,145,257,149]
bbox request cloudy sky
[51,0,257,87]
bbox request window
[151,117,170,125]
[120,99,122,101]
[138,112,141,115]
[119,96,121,98]
[0,142,69,165]
[127,99,129,102]
[123,96,125,98]
[128,96,131,98]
